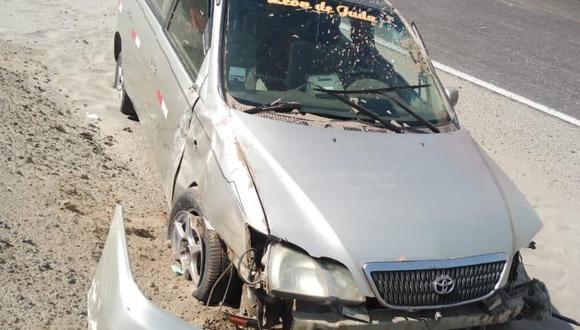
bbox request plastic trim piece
[87,205,199,330]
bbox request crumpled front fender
[87,205,198,330]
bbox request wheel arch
[114,32,122,62]
[166,187,204,239]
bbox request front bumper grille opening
[370,260,506,308]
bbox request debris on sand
[126,227,156,240]
[62,202,85,215]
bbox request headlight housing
[263,243,364,304]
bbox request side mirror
[445,88,459,107]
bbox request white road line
[433,61,580,127]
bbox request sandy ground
[0,0,230,328]
[0,40,166,328]
[0,0,578,329]
[440,74,580,330]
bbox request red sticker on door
[130,29,141,48]
[156,89,168,118]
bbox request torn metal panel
[172,117,268,263]
[87,206,198,330]
[291,280,551,329]
[292,305,520,330]
[172,71,269,266]
[170,49,268,254]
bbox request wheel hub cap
[171,212,203,285]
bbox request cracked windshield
[223,0,454,128]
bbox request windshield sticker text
[266,0,379,24]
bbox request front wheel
[114,53,137,117]
[168,193,232,304]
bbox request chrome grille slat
[363,254,507,309]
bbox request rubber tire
[168,189,232,305]
[115,53,137,117]
[195,226,232,304]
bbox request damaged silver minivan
[101,0,552,327]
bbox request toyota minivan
[103,0,552,327]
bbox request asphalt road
[390,0,580,120]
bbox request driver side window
[149,0,173,18]
[167,0,211,77]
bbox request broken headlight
[264,243,364,304]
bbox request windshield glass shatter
[223,0,453,127]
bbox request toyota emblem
[432,275,455,295]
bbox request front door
[148,0,211,201]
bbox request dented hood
[233,113,542,296]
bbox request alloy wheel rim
[171,211,204,286]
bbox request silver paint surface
[231,114,542,296]
[87,206,198,330]
[118,0,543,302]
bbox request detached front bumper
[88,206,199,330]
[292,280,551,330]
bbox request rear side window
[167,0,210,76]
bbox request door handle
[149,60,158,74]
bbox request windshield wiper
[323,83,431,95]
[325,84,440,133]
[245,100,302,114]
[380,93,440,133]
[313,87,403,133]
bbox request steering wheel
[255,72,287,90]
[346,77,386,91]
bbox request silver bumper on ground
[87,206,199,330]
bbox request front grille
[365,256,506,309]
